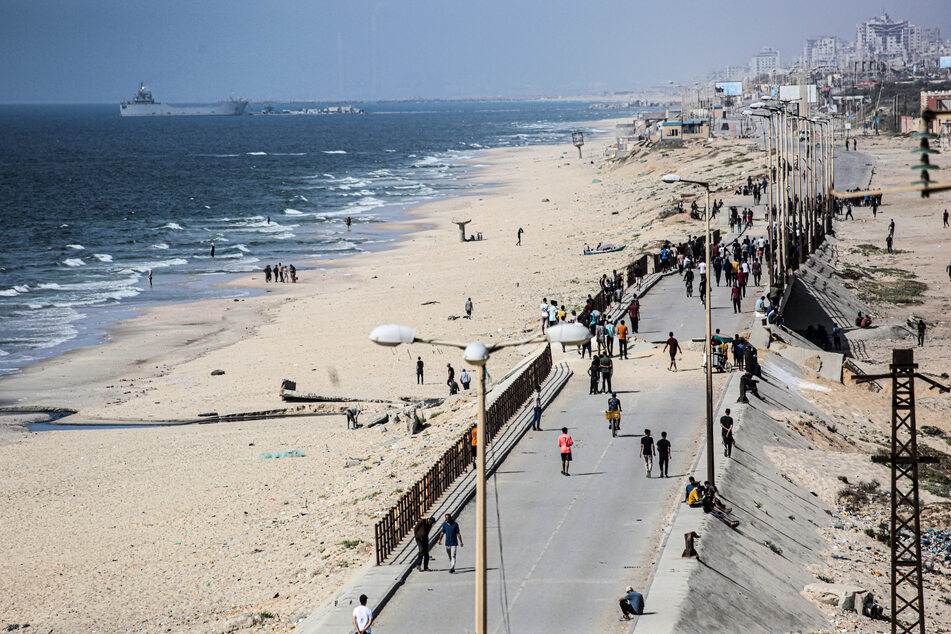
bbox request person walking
[640,429,655,477]
[530,384,542,430]
[731,283,742,313]
[917,319,926,346]
[888,218,895,237]
[721,409,735,457]
[437,513,463,573]
[599,354,613,393]
[605,321,615,357]
[540,298,549,333]
[617,320,629,359]
[352,594,374,634]
[588,355,601,394]
[459,368,471,391]
[656,431,671,478]
[663,331,681,372]
[628,299,640,333]
[517,227,524,246]
[414,516,435,572]
[465,297,473,319]
[944,210,949,228]
[416,357,424,384]
[446,364,455,389]
[885,233,893,253]
[558,427,574,476]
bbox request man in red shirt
[731,284,742,314]
[663,331,681,372]
[628,300,640,333]
[558,427,573,476]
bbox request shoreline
[0,116,626,417]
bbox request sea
[0,100,636,376]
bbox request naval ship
[119,83,248,117]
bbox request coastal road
[374,267,757,633]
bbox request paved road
[375,268,756,633]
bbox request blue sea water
[0,101,633,375]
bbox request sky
[1,0,950,103]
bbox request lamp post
[368,322,592,634]
[660,173,715,486]
[749,103,775,288]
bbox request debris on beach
[258,450,306,459]
[210,369,225,376]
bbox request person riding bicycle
[607,392,622,433]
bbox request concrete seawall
[635,352,843,633]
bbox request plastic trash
[259,450,307,459]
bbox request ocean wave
[200,153,240,158]
[273,152,306,156]
[35,282,61,290]
[161,222,184,230]
[234,244,250,252]
[322,150,347,154]
[247,151,268,156]
[62,258,86,267]
[92,253,113,262]
[0,285,28,297]
[66,244,85,250]
[126,258,188,273]
[284,208,305,215]
[384,149,397,152]
[151,243,169,249]
[296,195,309,202]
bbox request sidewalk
[298,360,572,632]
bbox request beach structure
[660,119,710,141]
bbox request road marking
[494,414,618,633]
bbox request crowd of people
[263,263,296,283]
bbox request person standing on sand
[540,298,549,333]
[558,427,573,476]
[465,297,473,319]
[517,227,524,246]
[446,364,455,390]
[639,429,655,477]
[944,210,949,228]
[947,260,951,282]
[437,513,463,573]
[917,319,927,346]
[414,516,435,572]
[460,368,471,391]
[416,357,424,384]
[663,332,681,372]
[885,234,894,253]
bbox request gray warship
[119,83,247,117]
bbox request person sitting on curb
[737,372,760,403]
[619,586,645,620]
[684,476,698,503]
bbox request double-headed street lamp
[660,173,715,487]
[369,322,592,634]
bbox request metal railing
[374,344,553,565]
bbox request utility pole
[854,349,949,634]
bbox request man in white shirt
[540,299,549,333]
[353,594,373,633]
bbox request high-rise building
[856,13,922,62]
[750,47,780,77]
[803,36,839,68]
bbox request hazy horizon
[2,0,950,104]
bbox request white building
[803,36,839,69]
[750,47,780,77]
[856,13,921,62]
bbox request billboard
[940,56,951,68]
[779,84,818,103]
[715,81,743,96]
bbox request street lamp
[660,173,715,487]
[748,108,776,288]
[369,321,592,634]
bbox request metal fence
[374,344,553,565]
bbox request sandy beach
[1,120,812,632]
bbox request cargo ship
[119,83,248,117]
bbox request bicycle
[605,409,620,437]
